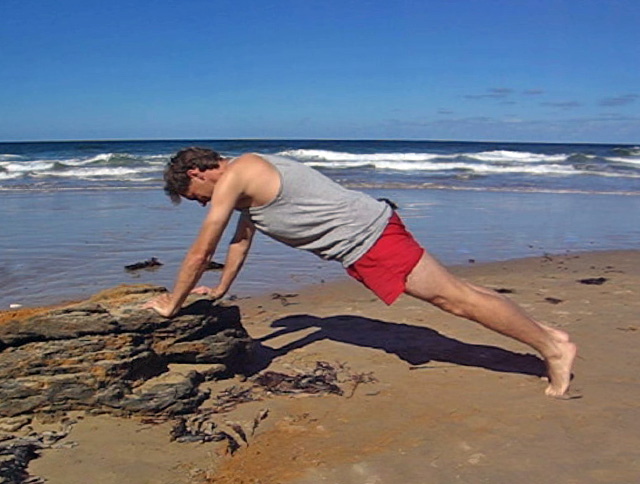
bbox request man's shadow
[247,313,545,379]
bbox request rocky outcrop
[0,417,75,484]
[0,285,255,418]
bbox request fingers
[140,294,172,316]
[141,297,163,309]
[191,286,211,295]
[209,287,227,300]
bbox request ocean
[1,139,639,308]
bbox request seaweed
[577,277,608,285]
[124,257,163,271]
[253,361,343,396]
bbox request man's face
[182,177,212,207]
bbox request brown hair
[163,147,224,204]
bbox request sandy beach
[0,249,634,484]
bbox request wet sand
[22,250,640,483]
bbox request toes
[546,387,583,400]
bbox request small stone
[545,297,564,304]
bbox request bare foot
[541,327,578,397]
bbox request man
[144,147,577,398]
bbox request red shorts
[347,212,424,305]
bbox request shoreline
[3,184,640,197]
[0,248,633,316]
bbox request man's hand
[191,285,226,301]
[142,293,179,318]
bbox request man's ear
[186,168,204,180]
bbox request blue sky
[1,0,638,143]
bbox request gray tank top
[241,154,392,267]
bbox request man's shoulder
[233,153,267,165]
[225,153,280,206]
[224,153,262,175]
[226,153,279,183]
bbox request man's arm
[192,214,256,300]
[144,171,243,317]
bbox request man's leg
[404,251,577,397]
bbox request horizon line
[0,137,636,147]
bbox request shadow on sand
[244,313,546,379]
[176,301,546,381]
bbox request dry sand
[22,250,640,483]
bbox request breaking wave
[1,140,639,194]
[278,148,638,178]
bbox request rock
[96,371,209,415]
[0,421,74,484]
[0,439,40,484]
[0,418,31,434]
[0,286,254,418]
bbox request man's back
[240,154,392,266]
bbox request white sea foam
[60,153,130,166]
[464,150,568,163]
[606,156,640,166]
[4,161,55,172]
[0,154,24,161]
[60,156,110,166]
[304,161,373,169]
[54,152,167,167]
[35,166,161,179]
[302,159,463,171]
[305,158,579,176]
[281,148,568,165]
[470,163,576,175]
[280,149,446,162]
[366,161,475,171]
[86,153,117,162]
[0,172,22,181]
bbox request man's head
[164,147,224,204]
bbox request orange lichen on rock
[0,304,66,325]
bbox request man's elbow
[186,250,210,268]
[230,238,252,254]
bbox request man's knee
[427,293,470,317]
[417,279,475,317]
[405,256,476,317]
